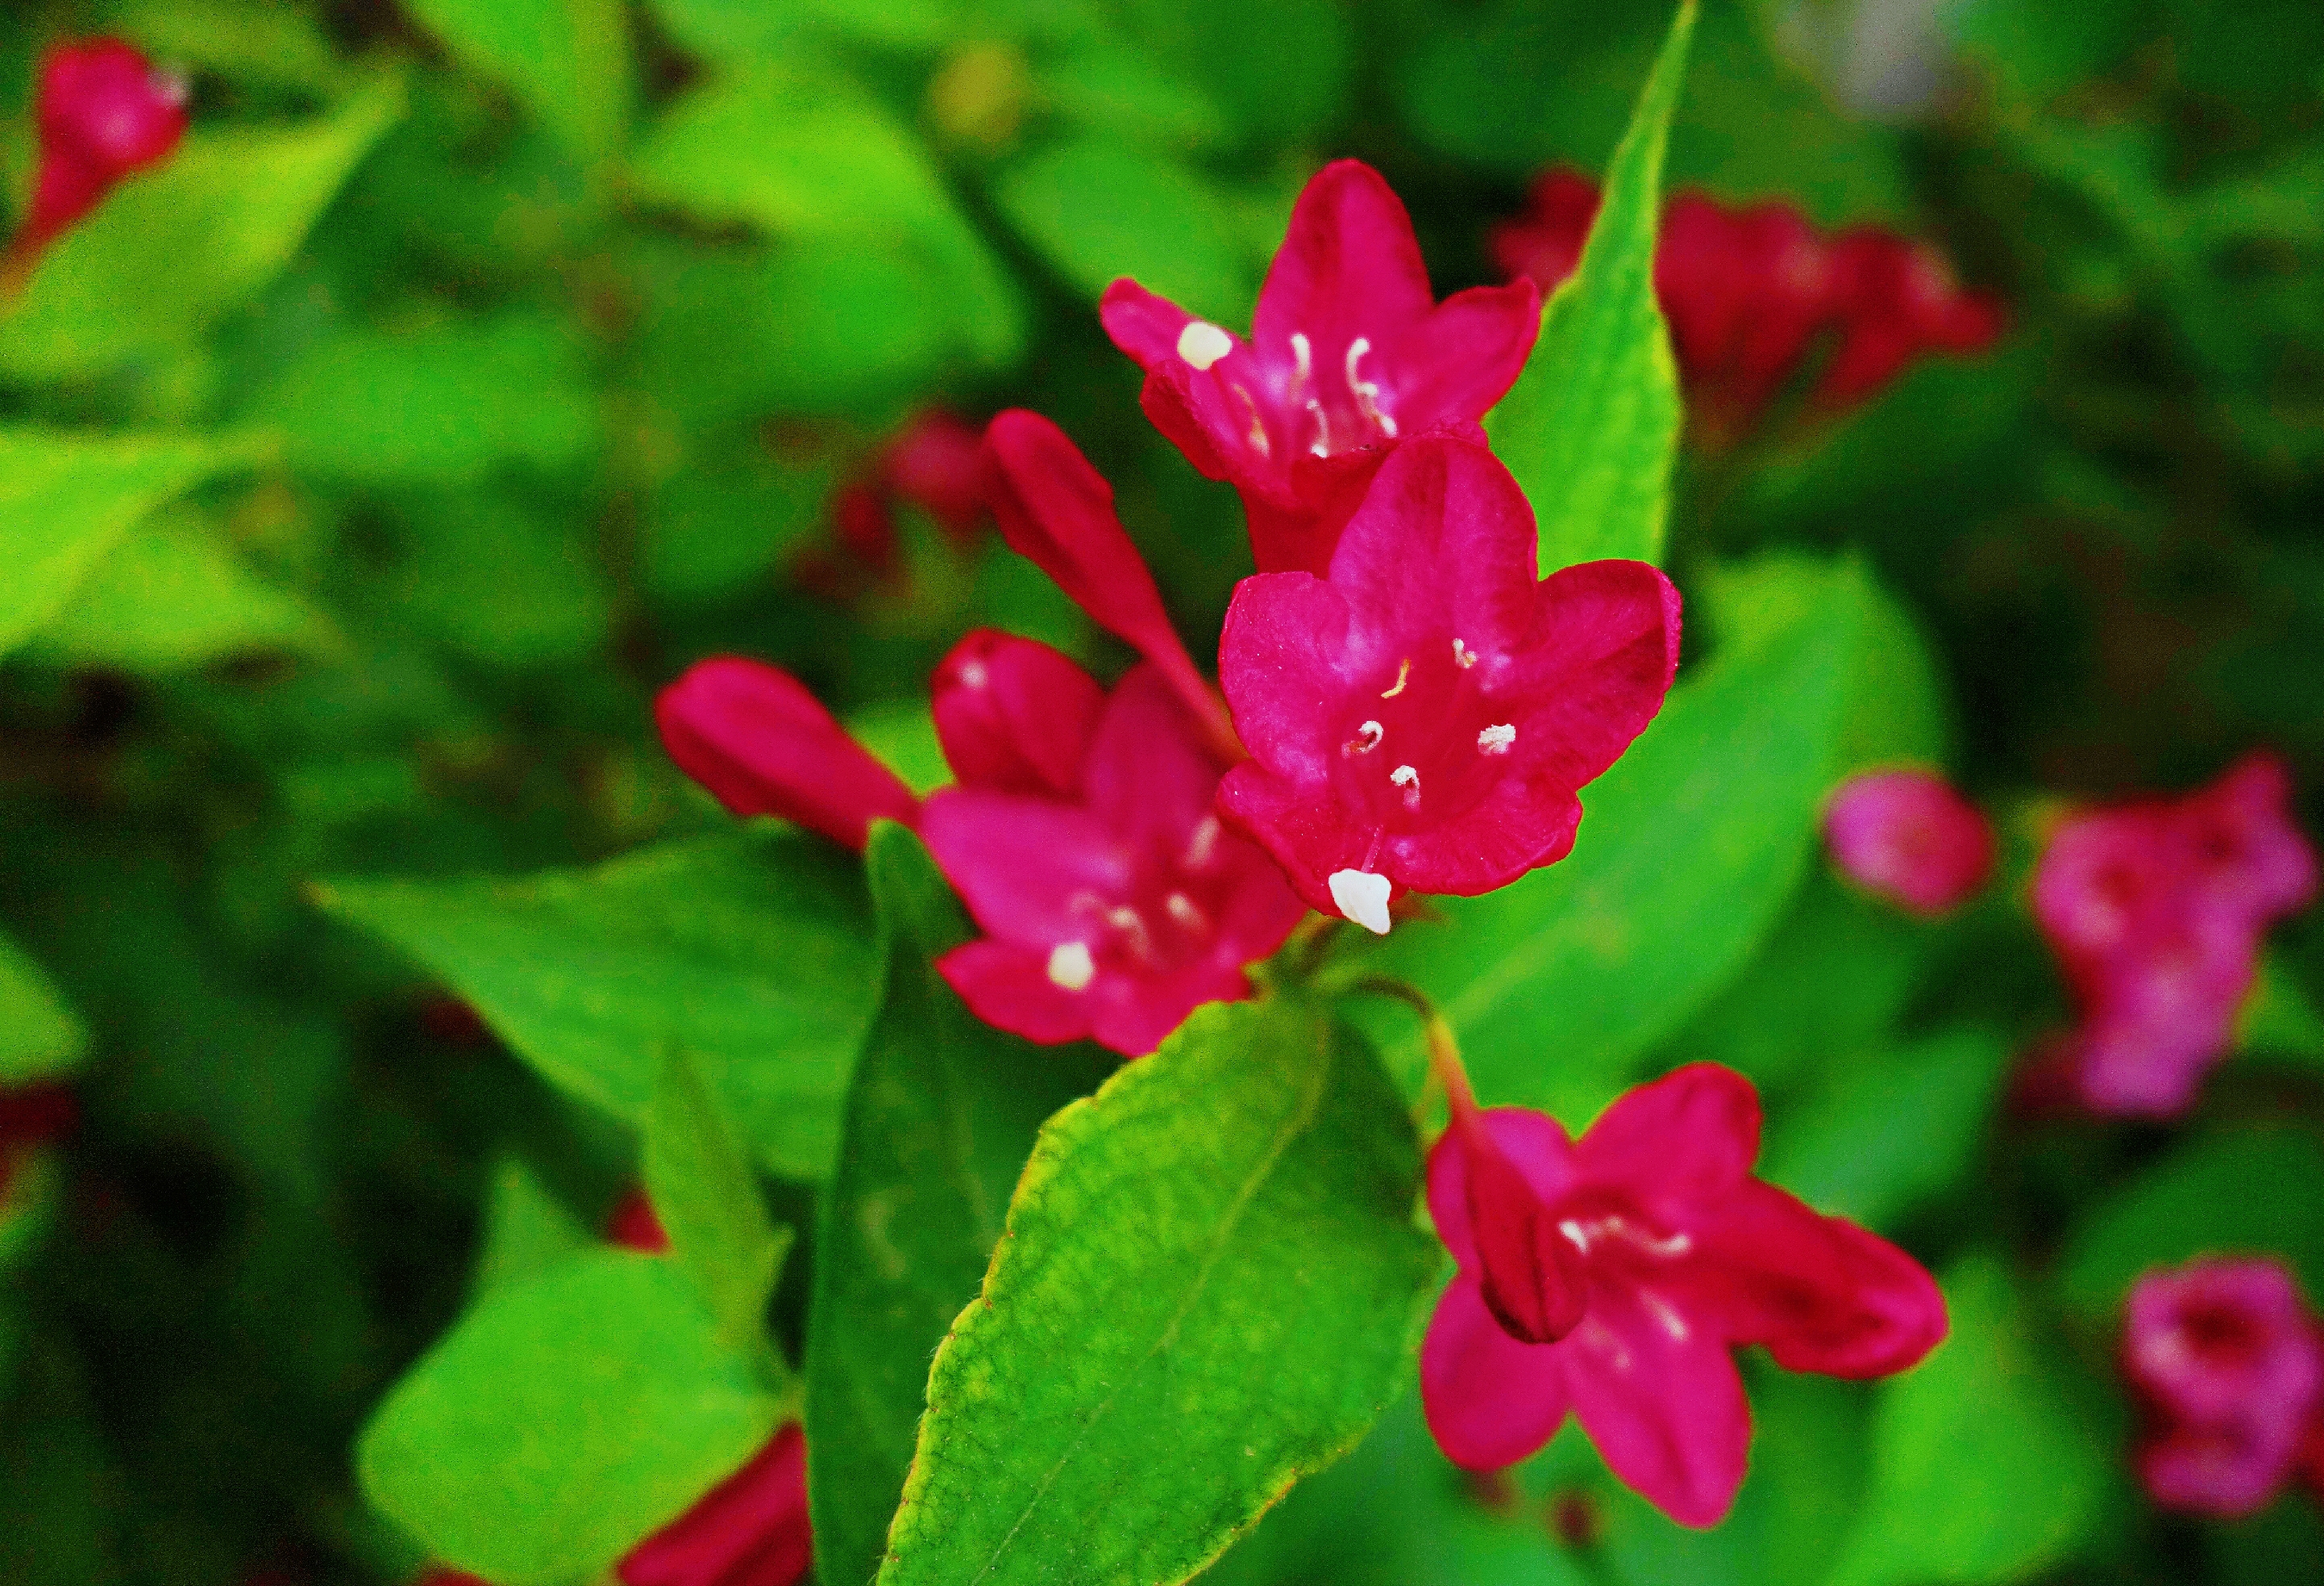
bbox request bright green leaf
[472,1157,592,1297]
[876,997,1439,1586]
[651,0,963,57]
[0,76,405,380]
[993,139,1254,321]
[645,1048,792,1354]
[404,0,630,163]
[843,704,951,799]
[0,931,86,1087]
[360,1251,781,1585]
[0,431,236,656]
[2238,952,2324,1066]
[806,827,1112,1586]
[28,507,338,672]
[249,314,599,483]
[1488,1,1692,572]
[1829,1255,2106,1586]
[314,829,878,1181]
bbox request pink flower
[655,658,921,851]
[1420,1064,1947,1527]
[1101,160,1540,577]
[618,1423,813,1586]
[10,39,186,266]
[605,1188,671,1254]
[2122,1259,2324,1519]
[2031,753,2318,1116]
[879,409,987,543]
[1822,769,1995,916]
[1215,434,1678,932]
[1815,230,2006,410]
[921,647,1305,1058]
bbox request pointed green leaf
[360,1251,781,1586]
[0,431,237,657]
[1486,1,1694,572]
[472,1158,593,1297]
[0,76,405,380]
[2238,951,2324,1065]
[645,1047,792,1353]
[314,829,877,1180]
[806,826,1113,1586]
[0,930,85,1086]
[875,997,1439,1586]
[404,0,630,163]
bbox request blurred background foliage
[2,0,2323,1582]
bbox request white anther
[1642,1292,1690,1343]
[1380,658,1411,699]
[1305,398,1332,457]
[1558,1219,1592,1253]
[1478,723,1515,755]
[1453,638,1478,669]
[1346,336,1397,438]
[1177,320,1233,370]
[958,659,990,689]
[1183,815,1221,870]
[1344,719,1384,756]
[1106,905,1152,958]
[1328,868,1393,935]
[1390,764,1420,808]
[1165,893,1208,933]
[1046,941,1095,991]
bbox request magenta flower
[2122,1259,2324,1519]
[8,39,186,270]
[929,629,1104,800]
[1100,160,1540,577]
[618,1422,813,1586]
[655,658,921,851]
[1815,230,2006,410]
[2031,753,2318,1116]
[1823,768,1995,917]
[1214,434,1678,933]
[1420,1064,1948,1527]
[921,650,1305,1059]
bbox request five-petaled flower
[921,637,1305,1058]
[1102,159,1541,577]
[7,39,187,273]
[2029,752,2318,1116]
[2122,1257,2324,1520]
[1823,768,1995,917]
[1216,433,1678,934]
[1421,1063,1948,1527]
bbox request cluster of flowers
[2122,1257,2324,1519]
[2,38,186,282]
[1492,169,2004,445]
[661,158,1950,1527]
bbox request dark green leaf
[875,997,1439,1586]
[645,1048,792,1353]
[403,0,630,163]
[806,826,1112,1586]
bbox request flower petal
[1430,1108,1586,1342]
[1252,160,1437,354]
[918,788,1130,946]
[1381,279,1542,432]
[1500,559,1682,795]
[931,630,1104,798]
[1562,1284,1752,1528]
[617,1422,813,1586]
[1420,1276,1574,1472]
[1324,435,1540,660]
[937,940,1097,1047]
[1080,664,1225,857]
[1378,767,1582,897]
[1575,1062,1761,1209]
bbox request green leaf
[1487,2,1692,572]
[389,492,614,669]
[1762,1028,2010,1232]
[360,1251,781,1586]
[1356,553,1884,1120]
[645,1048,792,1354]
[27,507,339,673]
[0,76,405,380]
[473,1158,594,1297]
[0,431,236,656]
[314,829,878,1181]
[2237,952,2324,1066]
[1829,1255,2106,1586]
[2060,1126,2324,1316]
[875,997,1439,1586]
[404,0,630,163]
[805,827,1112,1586]
[249,314,600,483]
[993,139,1255,320]
[651,0,964,58]
[0,930,86,1086]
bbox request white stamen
[1183,814,1221,870]
[1390,764,1420,808]
[1177,320,1233,370]
[1557,1219,1592,1253]
[1453,638,1477,669]
[1328,868,1393,935]
[1478,723,1515,755]
[1642,1292,1690,1342]
[1233,385,1271,456]
[1344,719,1384,756]
[958,659,990,689]
[1306,398,1332,457]
[1346,336,1397,438]
[1380,658,1411,699]
[1106,905,1152,958]
[1289,331,1313,388]
[1165,893,1208,933]
[1046,941,1095,991]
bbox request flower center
[1331,636,1515,830]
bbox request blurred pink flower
[618,1423,813,1586]
[1420,1064,1947,1527]
[2123,1258,2324,1519]
[1216,434,1678,931]
[1823,768,1995,916]
[1102,160,1541,576]
[605,1187,671,1254]
[879,409,987,543]
[10,39,186,266]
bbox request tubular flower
[2122,1259,2324,1519]
[1216,434,1678,933]
[1822,768,1996,917]
[2030,753,2318,1117]
[1420,1064,1947,1527]
[1101,160,1540,577]
[1490,168,2003,441]
[920,650,1306,1059]
[655,657,921,851]
[9,39,187,268]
